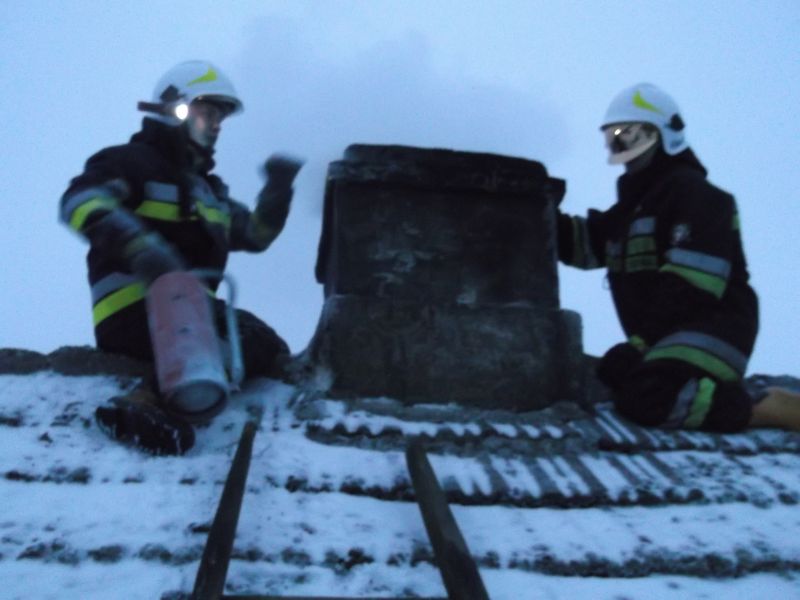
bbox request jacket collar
[616,148,707,206]
[130,118,215,174]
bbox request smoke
[211,15,571,354]
[220,16,568,211]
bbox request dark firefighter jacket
[558,149,759,384]
[60,118,277,337]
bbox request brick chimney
[307,144,585,410]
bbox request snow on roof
[1,347,799,599]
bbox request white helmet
[601,83,688,158]
[138,60,244,125]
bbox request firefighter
[60,60,302,454]
[558,82,800,432]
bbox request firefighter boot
[95,387,195,455]
[750,387,800,431]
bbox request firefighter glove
[125,232,185,284]
[263,154,304,190]
[254,155,304,231]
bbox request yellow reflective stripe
[135,199,230,229]
[656,331,747,374]
[660,264,726,298]
[684,377,716,429]
[135,200,181,221]
[645,346,739,382]
[628,335,647,351]
[195,202,231,228]
[92,282,146,326]
[69,197,117,231]
[626,236,656,255]
[625,254,658,272]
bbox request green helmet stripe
[188,67,218,86]
[633,90,664,115]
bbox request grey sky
[2,1,798,374]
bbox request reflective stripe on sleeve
[684,377,716,428]
[68,197,118,232]
[645,331,748,381]
[62,185,119,232]
[195,202,231,228]
[646,346,738,381]
[656,331,749,374]
[664,378,698,428]
[661,248,731,298]
[665,248,731,279]
[92,282,146,326]
[61,179,129,232]
[660,265,726,298]
[665,377,715,429]
[91,272,140,304]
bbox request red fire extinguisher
[146,270,243,424]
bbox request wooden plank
[223,596,446,599]
[405,438,490,600]
[193,421,257,600]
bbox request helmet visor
[603,122,659,164]
[193,96,238,118]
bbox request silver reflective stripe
[61,185,118,221]
[629,217,656,236]
[91,272,140,303]
[62,188,103,216]
[665,248,731,279]
[144,181,179,203]
[663,378,698,429]
[654,331,749,376]
[187,175,228,210]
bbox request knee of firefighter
[237,311,290,378]
[614,366,681,427]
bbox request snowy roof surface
[1,347,800,599]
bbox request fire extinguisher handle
[222,274,244,389]
[191,269,245,389]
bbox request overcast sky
[2,1,798,376]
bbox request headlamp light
[174,103,189,121]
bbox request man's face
[184,100,229,149]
